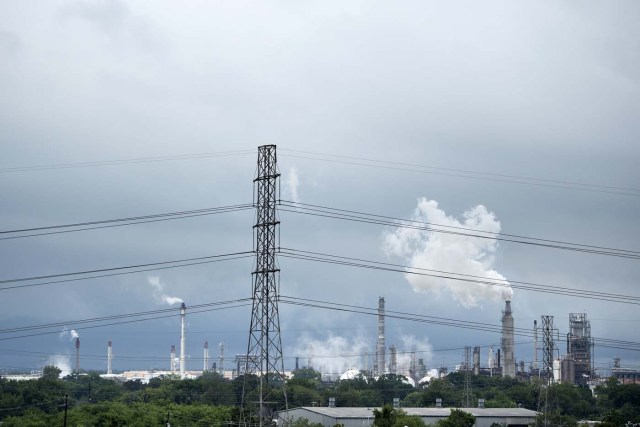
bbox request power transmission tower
[241,145,288,427]
[537,315,558,426]
[463,346,473,408]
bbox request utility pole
[241,145,288,427]
[63,394,68,427]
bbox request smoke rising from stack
[59,327,79,341]
[383,198,513,307]
[148,276,183,305]
[283,166,301,204]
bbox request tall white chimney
[170,345,176,372]
[180,303,186,377]
[107,340,113,375]
[376,296,386,376]
[204,341,209,372]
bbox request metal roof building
[280,407,538,427]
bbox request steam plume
[148,276,183,305]
[59,326,79,341]
[290,333,370,380]
[283,166,300,204]
[383,198,513,308]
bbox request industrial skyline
[1,1,639,387]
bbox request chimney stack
[107,340,113,375]
[218,342,225,376]
[501,300,515,378]
[170,345,176,372]
[180,303,186,377]
[75,337,80,372]
[204,341,209,372]
[376,296,386,376]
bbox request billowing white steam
[47,355,71,377]
[59,326,79,341]
[383,198,513,308]
[395,335,434,377]
[283,166,301,204]
[290,333,434,380]
[148,276,183,305]
[290,333,371,380]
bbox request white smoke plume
[148,276,183,305]
[283,166,301,204]
[394,335,434,380]
[290,333,371,381]
[59,326,79,341]
[47,355,71,378]
[383,198,513,308]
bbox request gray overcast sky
[1,1,639,377]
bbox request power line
[0,254,254,292]
[279,200,640,260]
[0,299,252,341]
[0,203,253,241]
[279,149,640,197]
[279,248,640,305]
[0,250,254,289]
[0,149,256,173]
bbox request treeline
[0,366,638,426]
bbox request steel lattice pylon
[241,145,288,427]
[463,346,473,408]
[537,315,558,426]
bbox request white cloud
[383,198,512,308]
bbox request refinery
[5,295,632,394]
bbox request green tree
[436,409,475,427]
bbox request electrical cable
[0,149,256,173]
[279,200,640,260]
[0,250,254,291]
[0,300,252,341]
[0,204,254,241]
[279,149,640,197]
[278,248,640,305]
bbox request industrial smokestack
[180,303,186,377]
[533,320,538,371]
[376,296,386,376]
[389,345,397,375]
[488,345,495,375]
[204,341,209,372]
[107,340,113,375]
[75,337,80,372]
[501,300,515,378]
[218,342,225,375]
[170,345,176,372]
[473,346,480,375]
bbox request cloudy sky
[1,1,639,378]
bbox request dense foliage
[0,367,638,425]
